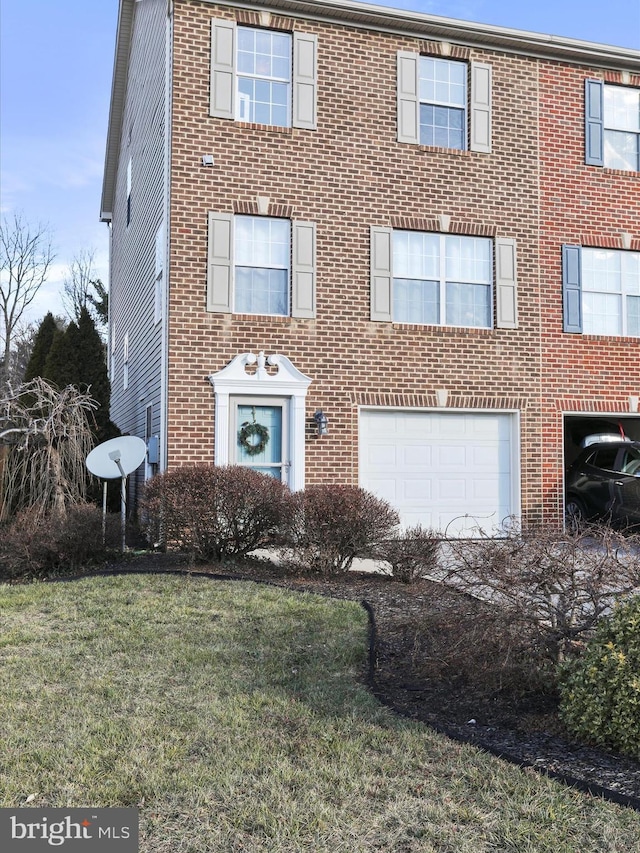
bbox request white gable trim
[208,351,312,490]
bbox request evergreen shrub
[559,595,640,759]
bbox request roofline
[204,0,640,67]
[101,0,136,223]
[101,0,640,220]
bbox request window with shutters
[370,228,517,329]
[398,53,491,152]
[585,80,640,171]
[207,213,316,318]
[563,245,640,337]
[394,232,492,327]
[419,58,467,149]
[210,21,317,130]
[236,216,290,315]
[237,28,291,126]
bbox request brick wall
[539,62,640,521]
[165,0,638,527]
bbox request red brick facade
[107,0,639,531]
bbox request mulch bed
[105,552,640,807]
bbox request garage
[564,414,640,469]
[359,409,519,536]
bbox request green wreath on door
[238,408,270,456]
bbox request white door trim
[208,351,312,490]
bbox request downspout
[160,0,173,472]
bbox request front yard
[1,572,639,852]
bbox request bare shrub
[0,503,118,580]
[374,525,439,583]
[281,484,399,575]
[0,377,96,521]
[409,593,555,698]
[140,465,294,563]
[442,520,640,664]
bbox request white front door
[231,397,289,482]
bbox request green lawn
[1,573,638,852]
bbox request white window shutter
[292,221,316,318]
[470,61,492,153]
[207,212,233,313]
[293,32,317,130]
[210,20,236,119]
[495,237,518,329]
[397,52,420,144]
[370,227,393,322]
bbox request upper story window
[207,212,316,318]
[235,216,290,315]
[237,28,291,126]
[604,85,640,171]
[419,58,467,149]
[371,227,518,330]
[210,20,317,130]
[563,245,640,337]
[398,52,491,153]
[394,232,491,327]
[585,79,640,171]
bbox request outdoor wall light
[313,410,329,436]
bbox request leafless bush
[281,485,400,576]
[441,520,640,664]
[374,525,440,583]
[140,465,295,563]
[0,503,119,580]
[0,377,96,521]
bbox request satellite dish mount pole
[109,449,127,553]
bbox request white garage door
[360,410,517,536]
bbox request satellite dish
[86,436,147,479]
[86,436,148,554]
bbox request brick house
[101,0,640,534]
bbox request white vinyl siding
[108,0,166,466]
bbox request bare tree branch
[0,377,97,521]
[0,213,54,383]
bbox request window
[585,79,640,171]
[236,216,290,315]
[419,58,467,149]
[210,21,317,129]
[154,223,164,325]
[123,331,129,390]
[370,228,518,329]
[237,28,291,126]
[126,157,132,226]
[207,213,316,318]
[398,53,491,153]
[563,245,640,337]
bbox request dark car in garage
[565,440,640,529]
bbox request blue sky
[1,0,639,326]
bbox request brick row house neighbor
[101,0,640,535]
